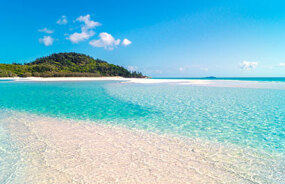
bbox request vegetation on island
[0,52,144,78]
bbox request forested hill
[0,52,144,78]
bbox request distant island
[0,52,144,78]
[205,76,216,79]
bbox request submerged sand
[2,111,284,184]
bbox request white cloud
[68,30,95,43]
[39,36,54,46]
[38,28,54,34]
[239,61,258,70]
[76,14,101,31]
[127,66,138,72]
[67,14,100,43]
[277,63,285,67]
[64,14,130,49]
[122,38,132,46]
[89,32,120,50]
[57,16,68,25]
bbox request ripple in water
[1,110,285,183]
[0,80,284,183]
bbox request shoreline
[2,77,285,89]
[0,76,127,81]
[0,77,211,85]
[2,110,284,183]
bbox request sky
[1,0,285,77]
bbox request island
[0,52,144,78]
[204,76,216,79]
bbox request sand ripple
[2,111,285,184]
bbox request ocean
[0,78,284,183]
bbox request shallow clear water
[0,81,151,121]
[0,111,20,183]
[106,83,285,153]
[0,80,285,182]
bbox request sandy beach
[0,76,208,84]
[0,77,127,82]
[2,110,283,184]
[2,77,285,89]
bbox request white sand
[1,77,209,84]
[2,76,126,82]
[1,77,211,86]
[1,77,211,85]
[3,111,283,184]
[2,77,285,89]
[124,78,211,85]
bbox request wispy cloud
[276,62,285,67]
[127,66,138,72]
[122,38,132,46]
[67,14,100,43]
[38,28,54,34]
[141,67,163,75]
[57,16,68,25]
[239,61,258,70]
[39,36,54,46]
[76,14,101,31]
[179,65,208,72]
[89,32,120,50]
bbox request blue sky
[1,0,285,77]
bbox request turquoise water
[0,80,285,182]
[0,80,284,153]
[106,83,285,153]
[0,79,14,82]
[0,81,151,121]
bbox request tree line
[0,52,145,78]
